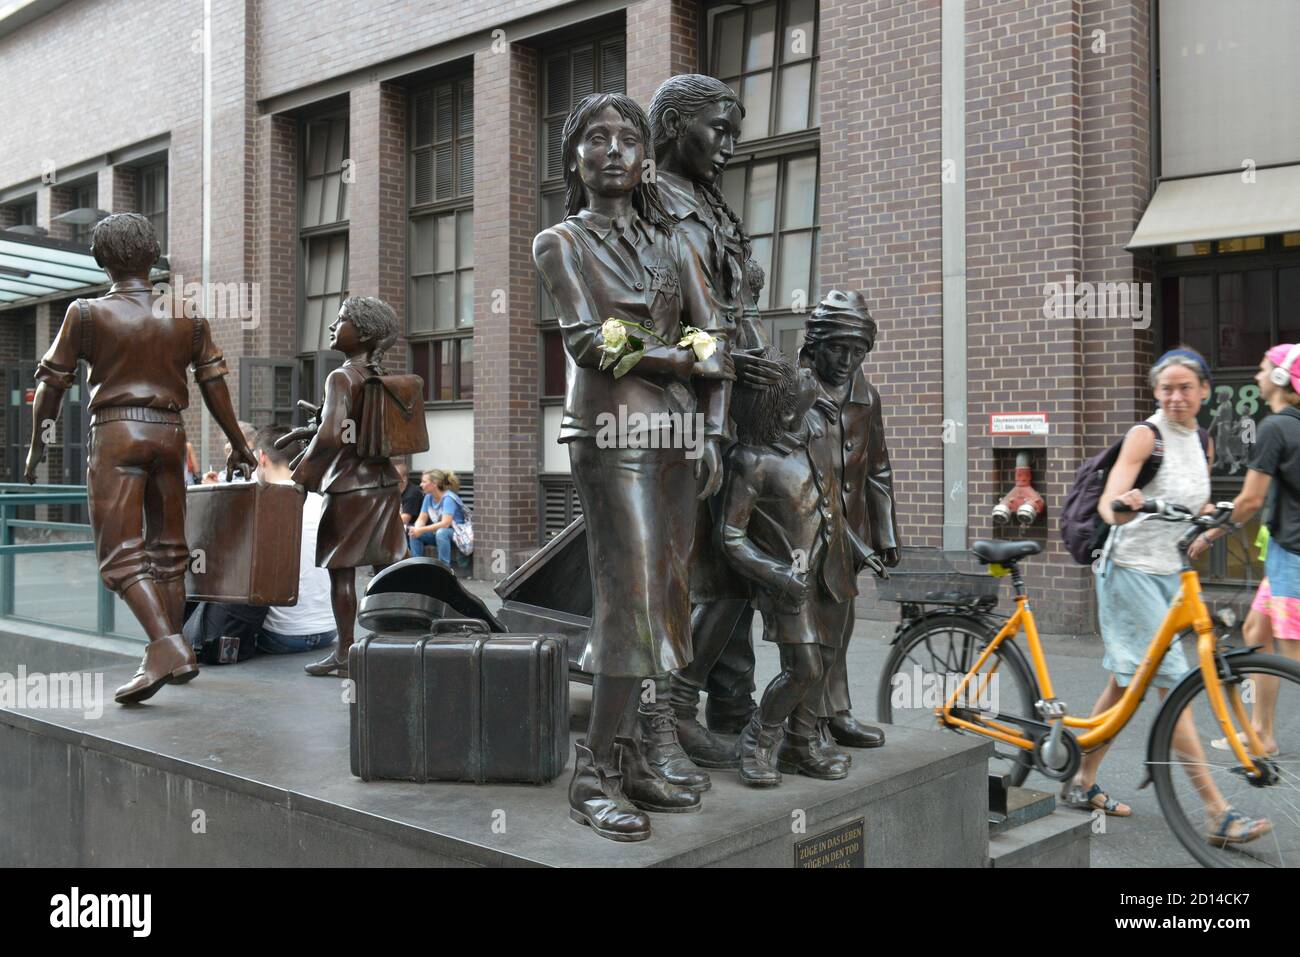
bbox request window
[707,0,820,351]
[538,33,626,394]
[3,198,36,228]
[409,338,474,402]
[71,181,97,246]
[707,0,818,139]
[137,161,168,253]
[409,76,475,401]
[299,114,350,356]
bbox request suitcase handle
[429,618,492,635]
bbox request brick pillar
[39,184,75,243]
[98,165,138,213]
[348,81,409,371]
[1082,0,1154,444]
[473,43,540,578]
[819,0,945,555]
[965,0,1089,633]
[626,0,700,105]
[251,112,299,364]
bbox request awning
[0,231,168,311]
[1127,164,1300,250]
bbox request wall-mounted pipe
[992,452,1045,527]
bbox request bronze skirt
[568,438,697,677]
[317,485,407,570]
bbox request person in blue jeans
[406,469,442,557]
[408,468,467,565]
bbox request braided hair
[560,93,674,232]
[647,74,752,262]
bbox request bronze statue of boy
[25,212,256,704]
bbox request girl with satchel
[279,296,410,678]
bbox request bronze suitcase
[185,481,305,605]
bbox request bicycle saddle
[970,540,1042,564]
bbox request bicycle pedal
[1035,697,1067,719]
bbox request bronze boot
[638,699,711,791]
[705,693,757,735]
[828,711,886,748]
[816,717,852,767]
[568,743,651,842]
[776,731,849,780]
[616,735,701,813]
[114,633,199,704]
[738,714,783,788]
[668,672,740,769]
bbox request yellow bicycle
[878,501,1300,867]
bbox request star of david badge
[646,263,679,302]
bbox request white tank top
[1110,410,1210,576]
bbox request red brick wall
[472,42,540,575]
[348,81,410,372]
[626,0,699,106]
[819,0,945,555]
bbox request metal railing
[0,484,134,640]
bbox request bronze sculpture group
[536,78,899,840]
[24,73,899,845]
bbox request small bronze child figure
[800,291,900,749]
[281,296,408,678]
[25,213,256,705]
[719,349,875,785]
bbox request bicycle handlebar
[1110,499,1236,529]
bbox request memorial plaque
[793,817,866,868]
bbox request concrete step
[988,808,1092,867]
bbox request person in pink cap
[1191,343,1300,755]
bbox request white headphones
[1271,343,1300,388]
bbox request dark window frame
[298,111,351,359]
[408,73,476,404]
[536,29,628,398]
[136,160,168,254]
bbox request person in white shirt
[251,424,338,653]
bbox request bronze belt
[91,406,183,426]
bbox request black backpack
[1060,421,1208,565]
[182,601,270,664]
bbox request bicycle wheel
[877,613,1037,787]
[1150,651,1300,868]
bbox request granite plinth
[0,631,992,867]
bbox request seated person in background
[254,424,338,653]
[407,469,442,558]
[201,420,257,484]
[408,468,467,566]
[396,462,423,524]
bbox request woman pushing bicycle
[1063,347,1271,846]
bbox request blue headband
[1154,348,1212,384]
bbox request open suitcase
[349,619,569,784]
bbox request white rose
[679,327,717,362]
[601,318,629,353]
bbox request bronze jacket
[803,360,900,554]
[534,208,730,443]
[718,413,865,617]
[35,278,228,410]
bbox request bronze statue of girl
[533,92,734,841]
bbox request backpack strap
[1133,421,1164,489]
[76,298,92,363]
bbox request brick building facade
[2,0,1297,632]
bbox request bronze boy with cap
[800,290,900,750]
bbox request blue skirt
[1094,562,1191,689]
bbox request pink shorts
[1252,578,1300,642]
